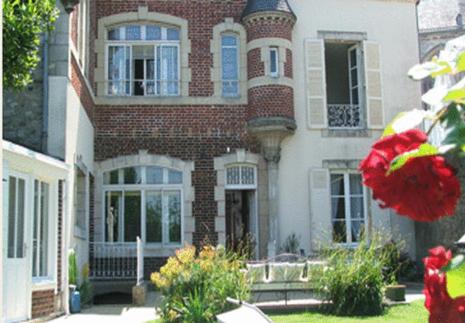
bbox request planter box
[385,285,406,302]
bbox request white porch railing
[327,104,361,128]
[90,238,144,281]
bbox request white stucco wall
[278,0,421,258]
[65,82,95,283]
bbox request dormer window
[106,24,180,97]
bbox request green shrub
[68,249,78,286]
[151,245,250,323]
[312,238,392,316]
[79,263,93,306]
[280,233,301,254]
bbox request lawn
[268,300,428,323]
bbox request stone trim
[317,30,368,42]
[210,18,248,104]
[248,76,293,89]
[242,11,296,28]
[95,6,192,99]
[94,150,195,248]
[213,149,268,257]
[322,159,362,170]
[246,38,292,52]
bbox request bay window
[106,24,180,96]
[330,172,366,244]
[103,166,183,245]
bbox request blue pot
[70,290,81,313]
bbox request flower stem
[426,107,448,136]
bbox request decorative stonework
[94,150,195,250]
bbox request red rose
[359,129,461,222]
[423,247,465,323]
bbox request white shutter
[305,39,327,129]
[364,41,384,129]
[309,168,332,249]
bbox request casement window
[225,165,257,189]
[7,176,26,259]
[103,166,183,245]
[32,180,51,278]
[269,47,279,77]
[330,172,366,244]
[221,34,239,97]
[106,24,180,96]
[305,39,383,130]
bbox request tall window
[74,168,87,233]
[7,176,26,259]
[330,172,366,244]
[269,47,279,77]
[325,42,363,128]
[103,166,183,244]
[221,34,239,97]
[106,24,180,96]
[32,180,50,278]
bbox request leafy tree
[3,0,59,90]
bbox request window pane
[124,191,141,242]
[104,170,119,185]
[39,182,49,276]
[146,191,162,243]
[226,167,240,185]
[351,220,365,242]
[350,48,357,67]
[332,221,347,243]
[16,179,25,258]
[75,170,86,230]
[105,191,122,242]
[146,25,161,40]
[331,197,345,220]
[330,174,345,195]
[147,167,163,184]
[167,28,180,40]
[350,197,364,220]
[351,88,359,105]
[123,167,142,184]
[33,180,39,276]
[126,25,141,40]
[222,35,237,46]
[241,167,255,185]
[222,47,238,80]
[7,177,16,258]
[168,170,182,184]
[167,191,181,243]
[160,46,179,95]
[108,28,121,40]
[270,49,278,74]
[351,68,358,87]
[349,174,363,195]
[108,46,129,95]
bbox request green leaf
[445,255,465,299]
[383,110,429,137]
[457,52,465,73]
[431,61,453,78]
[444,89,465,102]
[441,104,465,151]
[388,143,439,174]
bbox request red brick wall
[285,48,293,78]
[90,0,248,95]
[31,290,55,319]
[71,54,95,123]
[247,85,294,119]
[95,105,259,245]
[245,18,294,42]
[247,48,265,79]
[57,180,63,292]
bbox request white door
[4,174,30,322]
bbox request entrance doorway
[225,190,257,257]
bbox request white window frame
[102,166,184,247]
[221,33,240,97]
[73,166,88,239]
[31,179,55,284]
[105,24,181,97]
[224,164,257,190]
[330,171,368,246]
[269,47,279,78]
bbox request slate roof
[241,0,296,19]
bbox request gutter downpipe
[42,32,49,154]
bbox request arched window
[106,24,180,97]
[221,34,239,97]
[103,166,183,245]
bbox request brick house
[2,0,422,320]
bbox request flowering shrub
[423,246,465,323]
[151,245,249,323]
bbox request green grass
[268,300,428,323]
